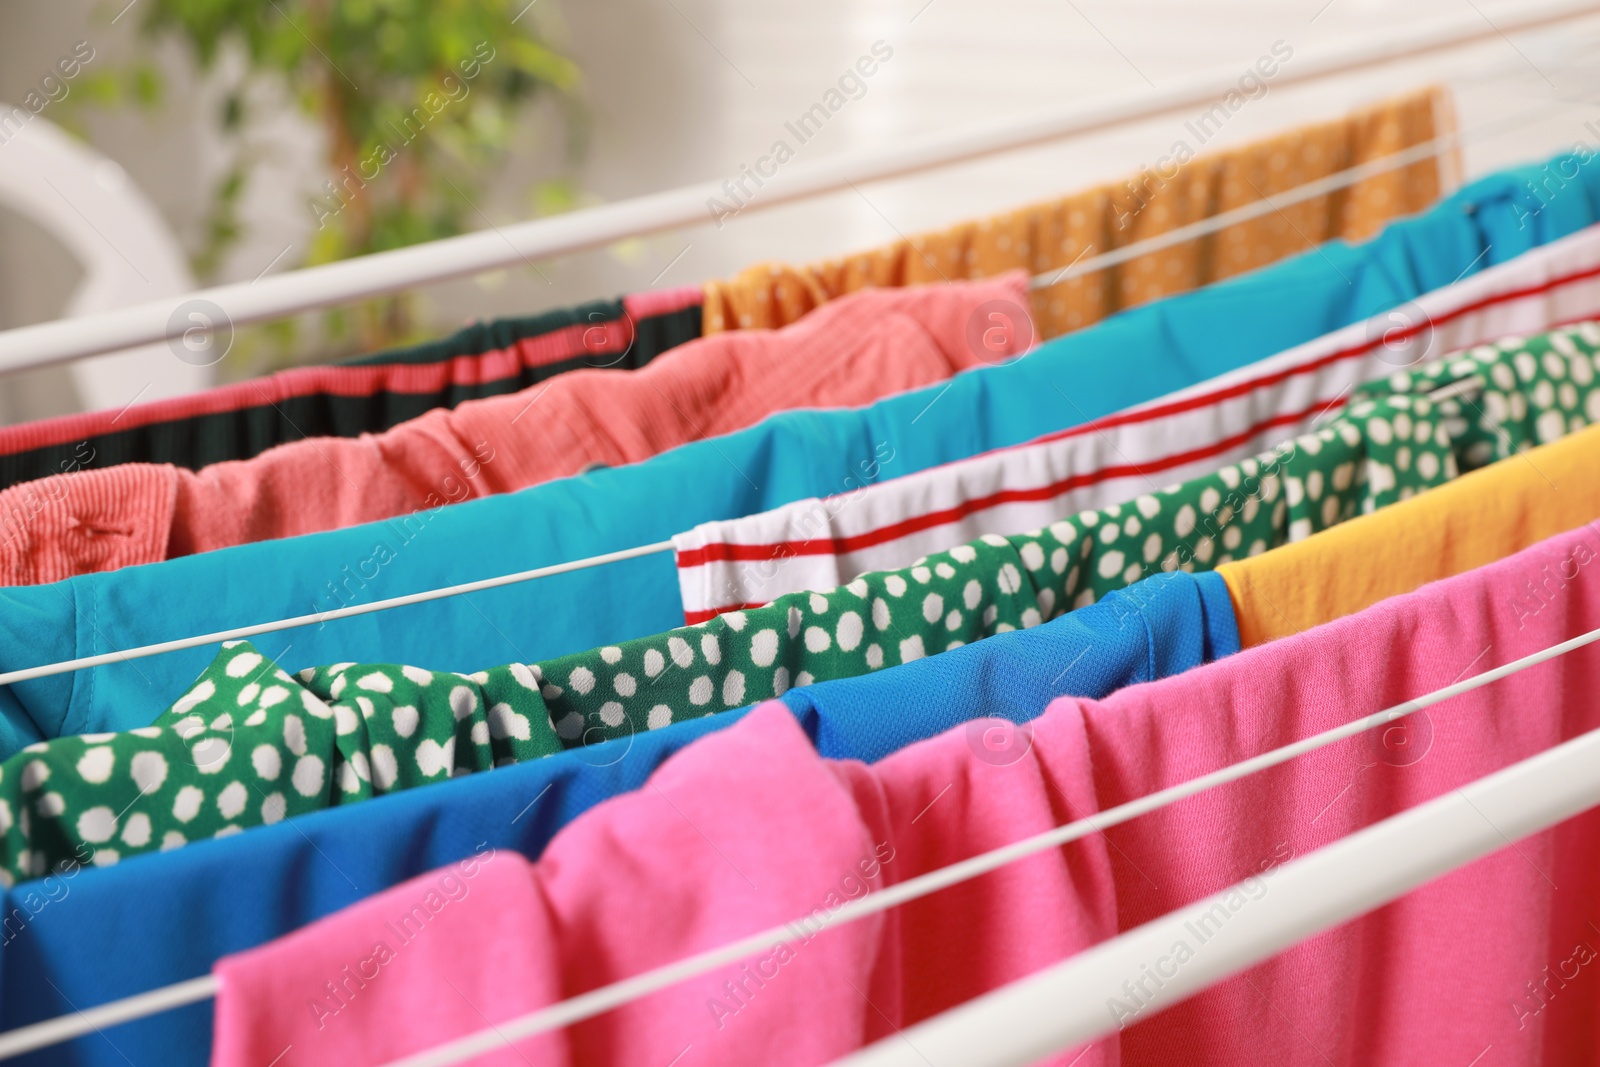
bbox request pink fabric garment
[0,287,700,460]
[213,517,1600,1067]
[1070,518,1600,1066]
[213,707,891,1067]
[0,275,1030,585]
[210,698,1115,1066]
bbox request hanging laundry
[1220,416,1600,647]
[0,287,702,492]
[211,707,912,1067]
[0,157,1586,760]
[675,224,1600,622]
[0,570,1229,883]
[0,643,566,882]
[18,317,1578,879]
[0,571,1231,1067]
[3,24,1600,1067]
[0,274,1032,585]
[1062,522,1600,1067]
[772,568,1238,764]
[703,88,1450,339]
[205,518,1600,1067]
[449,325,1600,747]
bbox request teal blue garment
[0,154,1595,758]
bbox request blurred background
[2,0,1599,423]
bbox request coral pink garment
[213,521,1600,1067]
[0,275,1030,585]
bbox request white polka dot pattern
[0,645,564,882]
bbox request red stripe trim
[677,255,1600,571]
[675,395,1339,569]
[1023,259,1600,449]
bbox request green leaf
[131,64,165,107]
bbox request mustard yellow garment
[702,86,1454,341]
[1218,421,1600,648]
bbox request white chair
[0,106,209,416]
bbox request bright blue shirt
[781,566,1238,762]
[0,570,1234,1066]
[0,157,1590,758]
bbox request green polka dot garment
[519,323,1600,746]
[0,642,561,884]
[1352,321,1600,472]
[4,323,1597,883]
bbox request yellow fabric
[1218,422,1600,648]
[702,86,1453,340]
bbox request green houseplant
[80,0,581,361]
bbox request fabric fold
[213,707,900,1067]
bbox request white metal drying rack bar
[0,0,1592,374]
[0,613,1591,1063]
[832,710,1600,1067]
[0,540,675,687]
[0,124,1505,691]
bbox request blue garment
[0,572,1233,1066]
[784,567,1239,763]
[0,157,1594,763]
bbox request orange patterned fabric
[702,86,1455,340]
